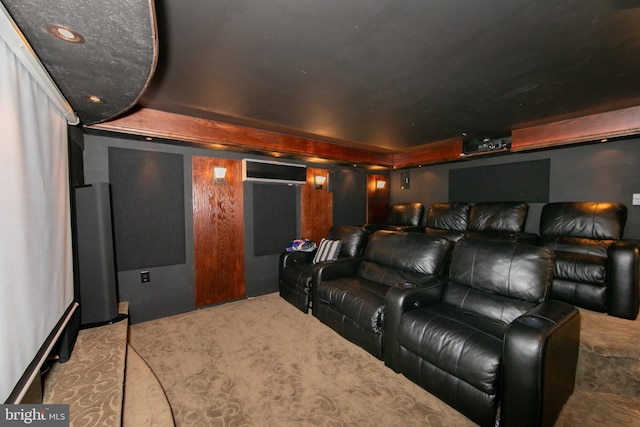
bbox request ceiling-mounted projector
[462,136,512,155]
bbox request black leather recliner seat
[364,202,425,233]
[279,225,369,313]
[312,230,452,359]
[538,201,640,320]
[385,238,580,427]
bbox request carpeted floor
[128,293,640,426]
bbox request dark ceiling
[5,0,640,152]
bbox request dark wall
[82,133,367,321]
[390,137,640,239]
[333,169,367,226]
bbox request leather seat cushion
[358,261,442,287]
[550,278,607,312]
[553,251,607,284]
[539,236,612,258]
[397,304,506,395]
[316,277,388,333]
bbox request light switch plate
[632,194,640,206]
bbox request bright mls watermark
[1,405,68,426]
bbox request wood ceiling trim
[90,105,640,168]
[512,105,640,151]
[392,137,464,169]
[89,107,394,167]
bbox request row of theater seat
[362,201,639,320]
[278,201,638,426]
[280,227,581,426]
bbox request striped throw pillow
[312,238,341,264]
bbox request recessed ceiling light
[87,95,103,103]
[50,26,85,43]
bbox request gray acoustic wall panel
[108,147,186,271]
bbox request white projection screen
[0,11,76,402]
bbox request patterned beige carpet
[129,293,640,427]
[129,294,474,426]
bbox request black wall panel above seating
[449,159,550,203]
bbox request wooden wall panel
[192,157,245,306]
[367,174,389,224]
[301,168,333,243]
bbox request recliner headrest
[386,203,424,227]
[467,202,528,233]
[426,202,470,232]
[326,225,369,257]
[539,202,626,240]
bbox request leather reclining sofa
[310,233,579,426]
[385,238,579,427]
[279,225,369,313]
[311,230,452,359]
[425,201,640,320]
[277,200,638,425]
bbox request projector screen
[0,18,75,402]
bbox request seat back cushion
[467,202,529,233]
[359,231,451,284]
[326,225,370,258]
[539,202,627,240]
[386,203,424,227]
[426,202,470,232]
[446,238,554,323]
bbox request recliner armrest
[501,300,580,427]
[279,250,315,272]
[383,277,447,372]
[608,239,640,320]
[312,256,361,285]
[363,223,385,232]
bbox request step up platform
[42,302,174,427]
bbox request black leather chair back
[446,238,554,323]
[386,202,424,227]
[357,231,451,286]
[539,202,626,241]
[466,202,529,234]
[325,225,369,258]
[425,202,470,241]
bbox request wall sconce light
[400,170,410,190]
[213,167,227,184]
[375,179,387,190]
[314,175,327,189]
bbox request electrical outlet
[140,271,150,283]
[633,194,640,206]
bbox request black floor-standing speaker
[75,183,120,327]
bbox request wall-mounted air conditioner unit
[242,159,307,185]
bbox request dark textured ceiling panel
[2,0,157,125]
[5,0,640,150]
[139,0,640,150]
